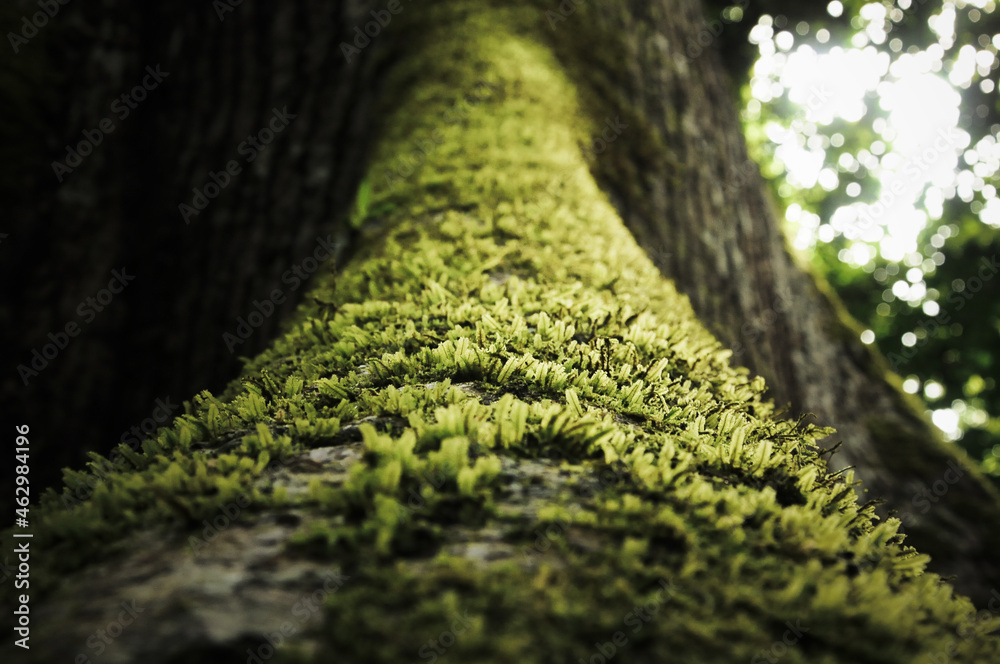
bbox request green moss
[14,1,1000,661]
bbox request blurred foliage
[706,0,1000,482]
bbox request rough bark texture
[5,0,999,607]
[4,2,1000,662]
[1,0,384,504]
[534,0,1000,605]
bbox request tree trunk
[535,0,1000,606]
[5,2,1000,662]
[6,0,999,607]
[2,0,383,505]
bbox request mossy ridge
[16,1,999,661]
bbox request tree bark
[4,2,1000,662]
[536,0,1000,605]
[2,0,385,504]
[6,0,999,608]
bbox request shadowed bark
[1,0,386,506]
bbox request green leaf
[349,177,373,229]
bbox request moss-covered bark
[531,0,1000,604]
[5,2,1000,663]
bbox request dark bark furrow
[2,0,389,511]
